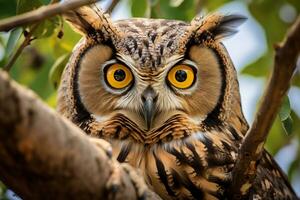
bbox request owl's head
[58,4,248,134]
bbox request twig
[2,0,99,71]
[229,16,300,199]
[3,25,38,71]
[0,0,99,32]
[105,0,119,14]
[3,35,31,71]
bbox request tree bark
[0,70,160,200]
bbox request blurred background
[0,0,299,198]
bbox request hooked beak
[141,86,157,131]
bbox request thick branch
[0,0,98,32]
[0,70,160,200]
[229,16,300,198]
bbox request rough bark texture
[0,70,160,200]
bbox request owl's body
[57,5,297,200]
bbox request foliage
[0,0,299,198]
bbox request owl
[57,4,298,200]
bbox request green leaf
[205,0,232,11]
[32,16,60,39]
[0,181,7,198]
[170,0,184,7]
[249,0,299,50]
[281,116,293,135]
[288,158,299,181]
[0,0,17,18]
[246,0,299,79]
[40,0,51,4]
[46,92,57,108]
[290,111,300,136]
[5,27,23,58]
[241,52,272,77]
[265,116,290,155]
[16,0,60,39]
[279,96,291,121]
[151,0,195,20]
[131,0,149,17]
[17,0,42,14]
[49,54,70,89]
[278,96,293,135]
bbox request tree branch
[0,0,98,32]
[0,70,160,200]
[105,0,120,14]
[229,16,300,199]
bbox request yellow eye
[167,65,195,89]
[106,63,133,89]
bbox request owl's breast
[110,130,237,200]
[86,115,297,199]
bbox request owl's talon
[110,184,119,194]
[105,162,160,199]
[121,163,149,199]
[89,137,112,158]
[106,161,122,194]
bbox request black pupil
[175,70,187,82]
[114,69,126,81]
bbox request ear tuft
[63,4,121,40]
[63,5,100,35]
[191,14,247,41]
[211,14,247,40]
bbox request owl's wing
[150,131,298,200]
[250,150,298,199]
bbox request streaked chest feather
[79,116,296,199]
[82,114,297,200]
[112,131,237,200]
[87,117,239,200]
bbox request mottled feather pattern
[86,115,297,199]
[88,117,241,199]
[116,19,190,69]
[58,5,298,200]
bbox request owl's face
[78,19,223,131]
[60,5,248,134]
